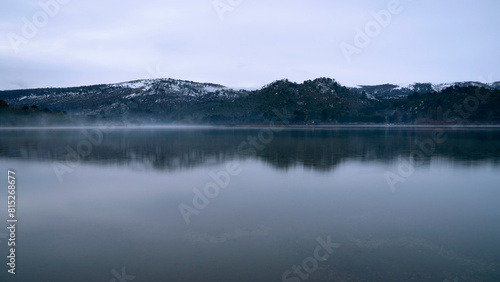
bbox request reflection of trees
[0,128,499,171]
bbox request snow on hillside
[111,79,229,96]
[431,83,456,92]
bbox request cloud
[0,0,498,90]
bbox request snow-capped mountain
[351,81,500,99]
[1,77,499,125]
[0,78,249,116]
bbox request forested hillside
[1,78,499,125]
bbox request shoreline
[2,124,500,130]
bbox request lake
[0,126,499,281]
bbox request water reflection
[1,127,499,171]
[1,127,500,281]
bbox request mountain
[351,81,500,99]
[0,77,370,123]
[0,78,249,119]
[1,77,500,125]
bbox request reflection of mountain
[0,128,499,171]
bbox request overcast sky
[1,0,499,90]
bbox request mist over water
[0,127,499,281]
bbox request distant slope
[0,78,249,117]
[1,77,500,124]
[351,81,500,99]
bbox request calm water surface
[0,127,499,281]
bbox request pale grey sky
[1,0,499,90]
